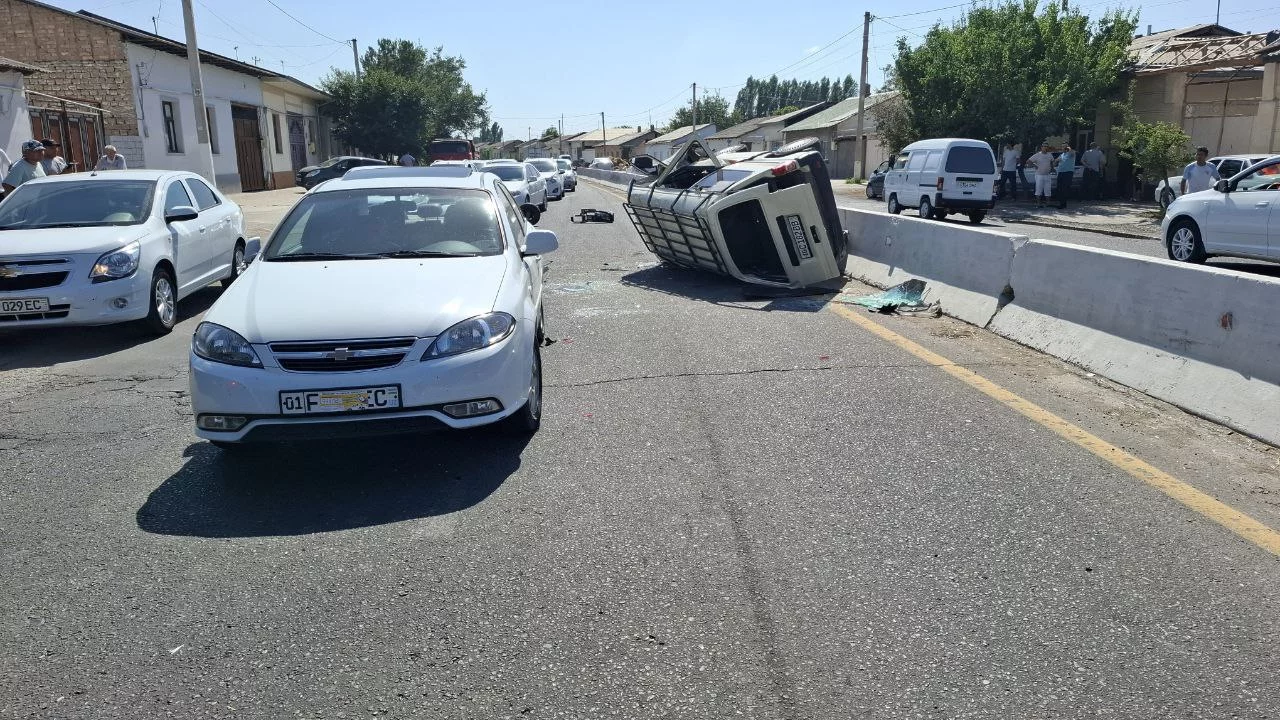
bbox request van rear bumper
[935,194,995,210]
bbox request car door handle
[1255,201,1270,207]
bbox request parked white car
[884,138,998,223]
[0,170,249,334]
[527,158,564,200]
[482,162,547,210]
[1154,154,1271,209]
[189,166,559,448]
[555,158,578,192]
[1161,154,1280,263]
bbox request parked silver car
[483,163,548,211]
[527,158,564,200]
[555,158,577,192]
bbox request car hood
[297,165,320,174]
[0,225,152,257]
[207,255,509,343]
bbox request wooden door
[231,106,266,192]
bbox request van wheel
[887,195,901,215]
[918,197,935,219]
[967,211,986,224]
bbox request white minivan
[883,138,998,223]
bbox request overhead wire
[261,0,350,46]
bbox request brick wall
[0,0,139,138]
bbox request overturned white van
[622,138,847,289]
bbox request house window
[162,100,182,153]
[272,113,283,154]
[205,105,220,154]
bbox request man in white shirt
[40,138,67,175]
[1026,143,1056,208]
[2,140,46,195]
[1000,140,1020,200]
[1080,142,1105,200]
[1180,146,1220,196]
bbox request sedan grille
[0,258,71,291]
[269,337,417,373]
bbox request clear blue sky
[53,0,1278,138]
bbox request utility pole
[692,83,697,129]
[179,0,216,184]
[854,11,871,180]
[1215,0,1221,24]
[559,114,564,155]
[350,39,361,79]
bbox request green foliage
[732,74,857,119]
[665,93,734,132]
[321,40,489,156]
[1116,119,1192,190]
[540,126,559,141]
[477,122,503,144]
[881,0,1136,151]
[773,105,801,116]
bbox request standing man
[1000,140,1020,200]
[398,152,416,167]
[40,138,67,176]
[1026,143,1055,208]
[1180,146,1220,197]
[93,145,127,171]
[1055,143,1075,209]
[2,140,47,194]
[1080,142,1105,200]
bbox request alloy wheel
[155,275,176,327]
[1170,227,1196,261]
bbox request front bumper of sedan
[190,326,535,443]
[0,267,152,327]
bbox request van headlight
[423,313,515,359]
[193,322,262,367]
[89,241,140,282]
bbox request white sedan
[527,158,564,200]
[189,166,558,448]
[1154,154,1269,209]
[481,162,548,211]
[1161,155,1280,263]
[0,170,248,333]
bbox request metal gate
[231,105,266,191]
[28,107,102,174]
[287,112,307,171]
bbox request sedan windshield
[0,180,155,230]
[530,159,558,173]
[556,159,572,171]
[316,157,347,169]
[264,188,504,260]
[485,165,526,181]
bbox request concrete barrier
[989,240,1280,445]
[839,207,1028,326]
[579,168,652,187]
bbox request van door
[920,150,942,206]
[941,145,998,205]
[902,150,930,207]
[885,152,910,207]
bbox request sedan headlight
[423,313,515,359]
[89,241,140,282]
[306,169,321,177]
[193,322,262,367]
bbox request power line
[262,0,349,46]
[876,1,972,20]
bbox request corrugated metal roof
[757,101,831,126]
[0,55,45,74]
[648,124,714,144]
[784,93,897,133]
[707,117,768,140]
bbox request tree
[1116,118,1192,206]
[540,126,559,141]
[884,0,1136,151]
[665,92,734,132]
[477,121,503,143]
[321,40,489,155]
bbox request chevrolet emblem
[327,347,353,362]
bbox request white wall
[127,43,262,191]
[261,85,324,184]
[0,70,31,172]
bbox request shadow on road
[0,286,221,370]
[136,431,528,537]
[619,264,842,313]
[1207,260,1280,278]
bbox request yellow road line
[829,303,1280,557]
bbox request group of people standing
[1,139,128,196]
[998,140,1107,208]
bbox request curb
[1000,214,1159,241]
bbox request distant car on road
[1161,154,1280,264]
[428,138,476,162]
[527,158,564,201]
[1154,154,1271,209]
[0,170,250,334]
[555,158,577,192]
[865,159,890,200]
[589,157,615,170]
[482,162,547,210]
[296,156,387,189]
[189,166,559,448]
[885,138,998,223]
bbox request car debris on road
[570,209,615,224]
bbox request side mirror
[244,236,262,265]
[520,203,541,225]
[1214,179,1231,193]
[631,155,660,175]
[165,205,199,223]
[522,228,558,255]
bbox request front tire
[887,194,901,215]
[222,241,245,289]
[503,345,542,435]
[1167,219,1207,263]
[142,267,177,335]
[919,197,935,219]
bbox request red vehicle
[427,138,475,162]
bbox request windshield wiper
[368,250,480,258]
[269,252,379,261]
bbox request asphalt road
[2,180,1279,718]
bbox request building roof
[0,55,45,74]
[595,129,655,147]
[569,127,644,145]
[784,93,897,132]
[648,124,714,144]
[1131,28,1278,74]
[757,102,833,127]
[1129,23,1240,53]
[707,117,769,141]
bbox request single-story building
[566,127,648,159]
[641,123,717,160]
[586,128,658,160]
[0,56,42,171]
[782,93,897,178]
[706,102,832,153]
